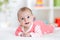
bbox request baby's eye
[21,18,24,20]
[27,16,30,18]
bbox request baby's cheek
[20,22,25,25]
[29,19,33,23]
[29,18,33,21]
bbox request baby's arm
[15,27,31,37]
[15,27,23,36]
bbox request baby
[15,7,54,37]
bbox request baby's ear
[33,16,36,21]
[18,18,20,22]
[33,17,36,21]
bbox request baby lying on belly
[15,7,54,37]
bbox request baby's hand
[24,32,31,37]
[20,32,31,37]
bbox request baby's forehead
[19,10,32,15]
[18,11,32,18]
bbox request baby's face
[18,10,34,28]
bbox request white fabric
[30,25,42,37]
[0,27,60,40]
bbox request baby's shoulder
[16,25,22,30]
[33,20,44,25]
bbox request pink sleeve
[15,26,22,36]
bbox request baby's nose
[24,18,28,22]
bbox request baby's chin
[24,24,31,28]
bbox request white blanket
[0,27,60,40]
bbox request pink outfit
[15,20,54,37]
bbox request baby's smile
[25,22,30,25]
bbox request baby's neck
[24,27,29,32]
[23,23,33,32]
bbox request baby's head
[17,7,34,28]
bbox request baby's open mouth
[25,22,29,24]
